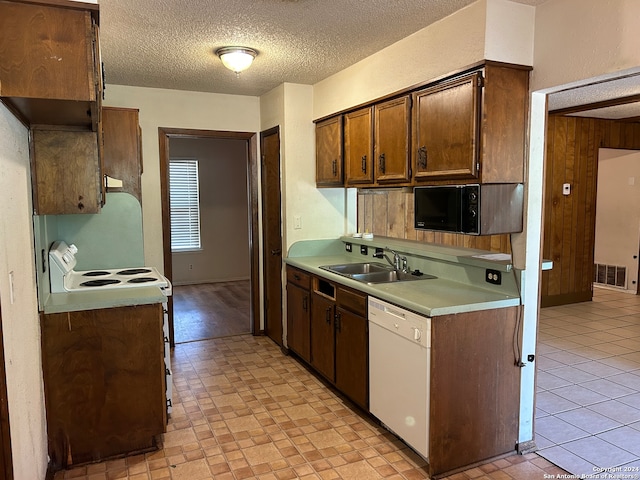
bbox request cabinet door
[310,293,335,381]
[286,282,311,362]
[413,72,481,181]
[344,107,374,185]
[0,1,100,126]
[374,96,411,184]
[41,304,166,469]
[102,107,142,203]
[335,307,368,410]
[31,129,101,214]
[316,116,343,187]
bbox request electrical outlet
[345,242,352,252]
[360,245,368,255]
[485,269,502,285]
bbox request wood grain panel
[357,190,511,253]
[41,304,165,469]
[102,107,141,202]
[429,307,520,476]
[541,116,640,306]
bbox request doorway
[158,128,260,346]
[168,137,251,343]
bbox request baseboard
[540,291,591,307]
[45,462,57,480]
[517,440,537,454]
[172,277,250,287]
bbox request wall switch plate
[485,269,502,285]
[360,245,368,255]
[562,183,571,195]
[293,215,302,229]
[345,242,352,252]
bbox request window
[169,158,201,251]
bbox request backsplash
[357,188,511,254]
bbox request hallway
[536,287,640,474]
[173,281,251,343]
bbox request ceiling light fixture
[215,46,258,75]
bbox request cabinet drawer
[337,286,367,316]
[287,266,311,289]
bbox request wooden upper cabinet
[413,72,481,181]
[344,107,374,185]
[374,95,411,184]
[315,116,343,187]
[30,128,101,214]
[413,64,529,184]
[0,0,101,128]
[102,107,142,203]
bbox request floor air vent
[594,263,626,289]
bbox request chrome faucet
[375,248,409,273]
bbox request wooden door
[344,107,374,185]
[310,293,335,381]
[102,107,142,202]
[413,72,481,181]
[374,96,411,184]
[30,128,101,214]
[0,304,13,480]
[286,282,310,362]
[315,116,343,187]
[260,127,284,346]
[335,307,368,409]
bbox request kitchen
[0,0,639,479]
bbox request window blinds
[169,159,201,251]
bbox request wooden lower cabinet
[286,267,368,410]
[428,306,520,476]
[310,292,336,381]
[41,303,166,470]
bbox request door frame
[158,128,260,346]
[0,303,14,480]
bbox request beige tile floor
[536,286,640,475]
[55,334,568,480]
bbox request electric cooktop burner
[117,268,152,275]
[82,271,111,277]
[80,279,122,287]
[127,277,158,284]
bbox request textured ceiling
[99,0,546,97]
[99,0,638,119]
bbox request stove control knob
[68,244,78,254]
[62,253,72,264]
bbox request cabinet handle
[379,153,386,174]
[302,295,308,312]
[418,146,427,169]
[271,249,282,256]
[335,312,342,333]
[294,273,301,281]
[325,307,332,324]
[361,155,367,173]
[332,159,337,177]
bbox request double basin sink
[319,262,436,285]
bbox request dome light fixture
[215,46,258,75]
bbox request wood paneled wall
[357,189,512,253]
[542,115,640,307]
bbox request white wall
[594,149,640,290]
[313,0,534,120]
[0,104,48,480]
[531,0,640,91]
[104,85,261,273]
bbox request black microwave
[414,184,524,235]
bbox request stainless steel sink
[320,262,436,284]
[320,262,392,275]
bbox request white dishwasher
[368,297,431,459]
